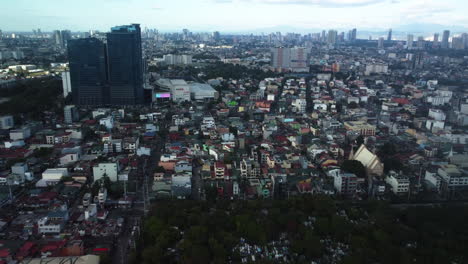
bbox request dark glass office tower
[107,24,144,105]
[68,38,107,105]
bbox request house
[123,137,140,153]
[40,168,69,186]
[10,127,31,141]
[37,217,64,234]
[59,153,80,165]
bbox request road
[191,164,203,200]
[113,216,140,264]
[112,125,165,264]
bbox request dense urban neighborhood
[0,25,468,263]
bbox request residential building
[0,115,14,129]
[64,105,79,124]
[407,34,414,49]
[331,170,358,195]
[437,164,468,189]
[93,163,119,182]
[442,30,450,49]
[385,171,410,195]
[61,71,72,98]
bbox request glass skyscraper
[107,24,144,105]
[68,24,144,106]
[68,38,107,105]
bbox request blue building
[107,24,144,105]
[68,38,107,105]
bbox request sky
[1,0,468,33]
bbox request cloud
[215,0,387,7]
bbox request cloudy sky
[0,0,467,32]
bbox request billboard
[155,93,171,98]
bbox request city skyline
[1,0,468,33]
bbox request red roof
[0,249,10,258]
[93,248,109,252]
[392,97,410,105]
[215,162,226,168]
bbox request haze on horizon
[1,0,468,33]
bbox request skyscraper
[212,31,221,41]
[61,30,72,48]
[433,33,439,48]
[68,38,107,105]
[407,34,414,49]
[328,30,338,45]
[106,24,144,105]
[351,28,357,41]
[53,30,62,46]
[462,33,468,49]
[452,37,464,50]
[62,71,72,98]
[417,36,425,49]
[387,29,392,41]
[54,30,72,48]
[442,30,450,49]
[378,37,384,49]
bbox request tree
[355,135,364,147]
[383,158,403,173]
[33,148,53,158]
[341,160,366,178]
[348,102,359,109]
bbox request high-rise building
[433,33,439,48]
[417,36,425,49]
[54,30,72,48]
[53,30,62,46]
[338,32,345,43]
[61,30,72,48]
[442,30,450,49]
[351,28,357,41]
[378,37,384,49]
[212,31,221,41]
[107,24,144,105]
[68,38,107,105]
[62,71,72,98]
[271,47,309,72]
[452,37,464,50]
[327,30,338,45]
[163,54,192,65]
[462,33,468,49]
[407,34,414,49]
[64,105,79,124]
[387,29,392,41]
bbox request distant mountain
[393,23,468,33]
